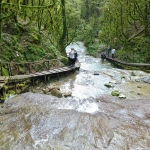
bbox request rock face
[0,92,150,150]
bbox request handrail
[105,56,150,68]
[0,59,63,76]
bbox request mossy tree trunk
[144,2,149,37]
[59,0,67,56]
[0,0,2,39]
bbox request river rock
[104,83,113,88]
[42,88,49,94]
[63,91,72,97]
[47,84,60,91]
[111,90,120,96]
[109,80,120,84]
[141,76,150,84]
[119,93,126,99]
[130,76,141,82]
[51,89,62,98]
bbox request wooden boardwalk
[0,66,79,91]
[105,56,150,70]
[0,65,80,100]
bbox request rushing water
[0,42,150,150]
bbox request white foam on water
[77,102,99,113]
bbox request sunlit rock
[63,91,72,97]
[42,88,49,94]
[47,84,60,91]
[119,93,126,99]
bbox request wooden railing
[0,59,64,76]
[105,56,150,70]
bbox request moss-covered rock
[51,89,62,98]
[104,83,113,88]
[111,90,120,96]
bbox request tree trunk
[0,0,2,39]
[59,0,67,56]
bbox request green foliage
[97,0,150,63]
[117,37,150,63]
[60,56,69,65]
[86,43,99,57]
[30,33,40,44]
[2,67,9,76]
[4,85,8,91]
[8,90,16,95]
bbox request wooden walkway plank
[41,71,53,75]
[35,72,45,76]
[30,74,39,77]
[48,70,59,73]
[0,76,9,83]
[52,69,64,73]
[58,68,69,71]
[62,67,73,71]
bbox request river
[0,42,150,150]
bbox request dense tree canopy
[0,0,150,63]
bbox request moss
[0,97,5,102]
[8,90,16,95]
[4,93,9,99]
[86,43,99,57]
[60,56,68,65]
[4,86,8,91]
[18,81,28,89]
[111,90,120,96]
[2,67,9,76]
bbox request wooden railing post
[9,62,13,76]
[0,62,2,76]
[28,63,31,74]
[48,60,50,70]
